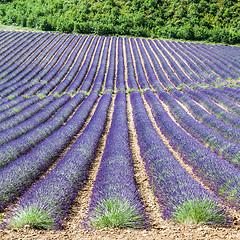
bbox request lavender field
[0,30,240,230]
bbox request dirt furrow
[64,93,115,231]
[75,36,103,92]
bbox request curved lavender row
[164,40,225,84]
[215,86,240,100]
[196,87,240,118]
[138,39,173,90]
[0,96,25,113]
[52,35,101,95]
[12,93,112,229]
[0,31,19,49]
[91,37,111,93]
[159,90,240,168]
[0,31,16,44]
[66,36,102,94]
[0,93,85,168]
[129,36,240,202]
[0,95,55,132]
[134,37,240,138]
[0,35,79,98]
[0,32,42,68]
[32,34,84,95]
[171,89,240,145]
[0,95,40,123]
[0,32,28,55]
[26,35,88,96]
[0,32,51,74]
[0,30,12,39]
[0,95,69,146]
[130,91,219,220]
[130,37,240,166]
[183,88,240,130]
[25,34,86,95]
[185,42,240,77]
[156,41,208,87]
[151,40,196,88]
[104,37,116,91]
[79,36,105,93]
[0,33,68,87]
[2,34,68,86]
[130,39,149,89]
[124,38,139,89]
[0,32,44,68]
[175,41,232,80]
[0,31,28,54]
[0,33,61,80]
[147,40,184,88]
[175,42,235,82]
[144,90,240,210]
[191,42,240,73]
[205,44,240,63]
[0,92,98,210]
[0,97,10,106]
[116,37,125,90]
[88,91,146,228]
[66,36,99,93]
[0,32,30,59]
[209,87,240,105]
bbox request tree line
[0,0,239,44]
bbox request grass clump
[8,95,16,100]
[37,93,47,99]
[8,205,55,230]
[89,198,144,229]
[172,198,229,226]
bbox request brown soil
[1,214,240,239]
[126,94,164,228]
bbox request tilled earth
[1,222,240,240]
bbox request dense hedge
[0,0,240,44]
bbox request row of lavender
[0,31,114,229]
[129,36,240,214]
[0,30,240,229]
[0,31,240,100]
[0,31,239,171]
[0,31,146,229]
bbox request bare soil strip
[126,94,165,228]
[158,40,207,88]
[75,36,103,92]
[164,41,224,84]
[63,35,94,93]
[143,39,180,89]
[101,37,112,92]
[6,33,53,71]
[124,39,165,228]
[88,37,107,93]
[151,39,189,89]
[63,93,116,232]
[48,35,91,94]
